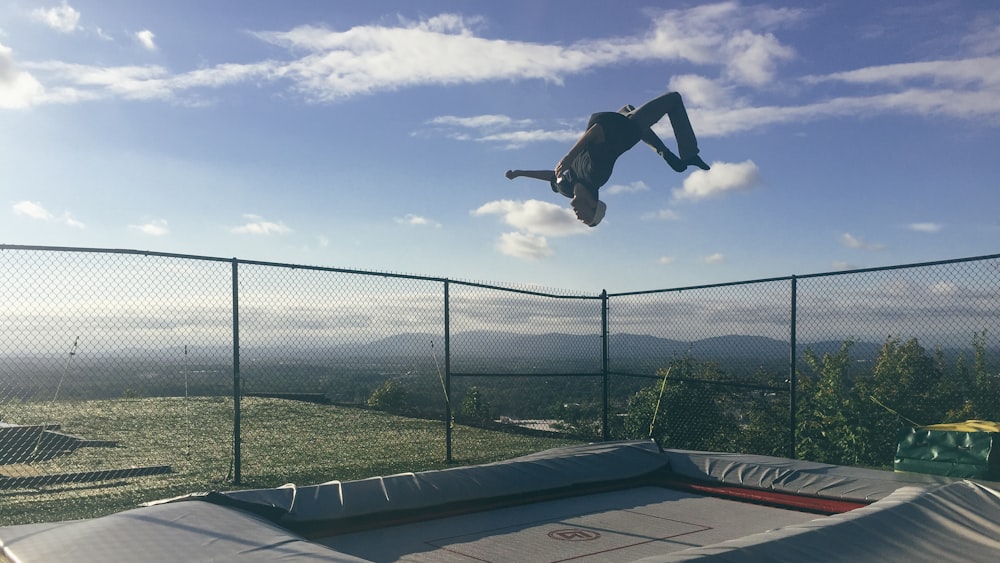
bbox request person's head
[570,183,606,227]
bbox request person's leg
[637,127,686,173]
[629,91,701,162]
[505,169,556,182]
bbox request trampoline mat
[319,486,821,562]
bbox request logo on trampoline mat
[547,528,601,541]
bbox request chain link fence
[2,245,999,526]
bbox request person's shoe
[685,155,711,171]
[617,104,636,115]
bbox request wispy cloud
[5,2,1000,141]
[12,200,85,228]
[703,253,726,264]
[29,2,81,34]
[229,214,292,235]
[658,256,676,265]
[642,208,681,221]
[841,232,885,251]
[907,222,942,233]
[128,218,169,236]
[394,213,441,228]
[672,159,761,201]
[604,181,650,196]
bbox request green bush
[458,387,492,424]
[367,380,409,414]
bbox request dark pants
[628,92,700,160]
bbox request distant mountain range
[350,332,892,361]
[13,332,988,367]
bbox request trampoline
[2,441,999,562]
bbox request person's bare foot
[660,150,686,173]
[686,155,711,171]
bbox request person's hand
[555,158,569,179]
[505,170,516,179]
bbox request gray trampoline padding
[214,440,670,525]
[0,500,365,562]
[663,449,970,502]
[642,480,1000,562]
[3,441,1000,562]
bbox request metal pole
[789,276,797,459]
[232,258,242,485]
[444,280,452,463]
[601,290,609,441]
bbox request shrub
[367,380,409,414]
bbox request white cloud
[841,232,885,251]
[929,281,959,296]
[129,219,169,236]
[832,260,854,271]
[703,253,726,264]
[230,214,292,235]
[247,3,802,103]
[12,200,84,228]
[472,199,587,237]
[908,222,942,233]
[604,181,650,196]
[30,2,80,33]
[0,43,46,109]
[672,160,760,201]
[395,213,441,228]
[495,231,553,260]
[658,256,676,265]
[668,74,732,109]
[13,200,51,220]
[722,30,795,86]
[135,30,157,51]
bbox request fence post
[444,280,452,463]
[788,276,797,459]
[231,258,242,485]
[601,290,609,441]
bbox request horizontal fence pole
[608,372,789,392]
[6,243,997,299]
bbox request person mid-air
[505,91,709,227]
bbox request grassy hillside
[0,397,581,526]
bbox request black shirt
[576,112,642,192]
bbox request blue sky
[2,1,998,293]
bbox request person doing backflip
[505,91,709,227]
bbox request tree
[795,341,870,465]
[459,386,492,425]
[619,358,740,452]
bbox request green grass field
[0,396,581,526]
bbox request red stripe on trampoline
[661,478,868,514]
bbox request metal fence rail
[2,244,998,525]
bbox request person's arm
[556,123,605,178]
[505,169,556,182]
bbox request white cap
[588,200,607,227]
